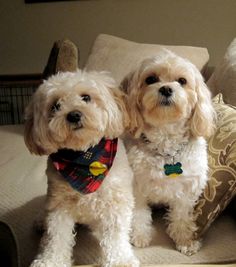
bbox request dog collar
[140,133,185,178]
[50,138,118,194]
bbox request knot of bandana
[50,138,118,194]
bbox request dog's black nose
[67,111,82,123]
[159,86,173,98]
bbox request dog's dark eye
[178,77,187,85]
[145,75,159,85]
[51,102,61,113]
[81,94,91,102]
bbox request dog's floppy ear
[120,71,135,94]
[24,100,46,155]
[190,72,216,138]
[112,88,130,130]
[121,71,145,138]
[91,71,129,138]
[24,84,57,156]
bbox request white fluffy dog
[122,50,215,255]
[24,70,139,267]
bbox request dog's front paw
[30,259,67,267]
[176,239,202,256]
[119,258,139,267]
[130,223,154,248]
[30,259,51,267]
[107,256,140,267]
[130,232,152,248]
[124,256,140,267]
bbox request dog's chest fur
[126,126,208,205]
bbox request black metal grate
[0,74,42,125]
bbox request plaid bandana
[50,138,118,194]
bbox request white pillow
[85,34,209,84]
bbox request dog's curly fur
[24,70,139,267]
[121,50,216,255]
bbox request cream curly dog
[24,70,139,267]
[122,50,215,255]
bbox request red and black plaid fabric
[50,138,118,194]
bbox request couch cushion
[194,94,236,237]
[207,38,236,105]
[0,125,47,267]
[85,34,209,84]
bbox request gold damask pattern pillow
[194,94,236,238]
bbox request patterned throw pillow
[194,94,236,238]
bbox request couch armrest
[43,39,79,79]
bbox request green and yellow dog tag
[164,162,183,178]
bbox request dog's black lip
[72,122,83,130]
[159,99,172,106]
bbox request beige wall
[0,0,236,74]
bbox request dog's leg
[93,205,139,267]
[166,199,201,255]
[30,209,75,267]
[130,192,154,248]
